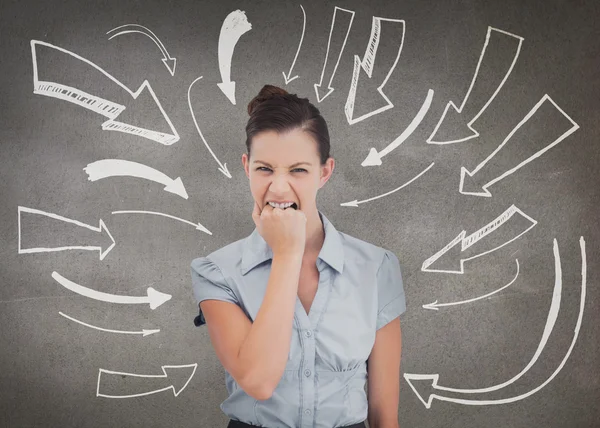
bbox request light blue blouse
[190,210,406,428]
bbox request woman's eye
[256,167,307,173]
[292,168,307,173]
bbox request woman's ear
[319,157,335,188]
[242,153,250,179]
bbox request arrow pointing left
[51,271,172,309]
[17,206,115,260]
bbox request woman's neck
[303,209,325,256]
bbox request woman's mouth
[267,201,298,210]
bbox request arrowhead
[421,231,465,274]
[162,364,198,397]
[403,373,438,409]
[314,83,334,103]
[98,219,116,260]
[459,166,492,197]
[340,200,359,207]
[422,300,440,311]
[162,57,177,76]
[196,223,212,235]
[282,71,299,84]
[217,81,236,105]
[142,329,160,336]
[218,163,232,178]
[427,102,479,145]
[164,177,189,199]
[146,287,172,310]
[361,148,383,166]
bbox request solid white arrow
[59,311,160,336]
[340,162,434,207]
[187,76,231,178]
[427,27,523,145]
[217,9,252,104]
[31,40,179,145]
[405,236,586,407]
[423,258,520,310]
[314,6,355,102]
[107,24,176,76]
[51,271,171,310]
[17,206,115,260]
[421,205,537,274]
[111,210,212,235]
[345,17,405,124]
[83,159,189,199]
[97,363,198,398]
[459,94,579,197]
[282,4,306,84]
[362,89,434,166]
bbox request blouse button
[305,330,312,337]
[304,369,311,377]
[304,409,312,415]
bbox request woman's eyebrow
[254,161,312,168]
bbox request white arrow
[427,27,523,145]
[97,363,197,398]
[51,271,171,310]
[340,162,434,207]
[31,40,179,145]
[107,24,176,76]
[17,206,115,260]
[423,259,520,311]
[459,94,579,197]
[111,210,212,235]
[59,311,160,336]
[345,17,405,124]
[83,159,189,199]
[421,205,537,274]
[217,9,252,104]
[405,236,586,407]
[314,6,355,102]
[362,89,434,166]
[282,4,306,84]
[188,76,231,178]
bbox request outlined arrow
[217,9,252,104]
[362,89,434,166]
[282,4,306,84]
[31,40,179,145]
[111,210,212,235]
[59,311,160,337]
[421,205,537,274]
[423,259,520,311]
[459,94,580,197]
[188,76,231,178]
[97,363,197,398]
[17,206,115,260]
[340,162,434,207]
[405,236,587,407]
[345,16,405,124]
[107,24,177,76]
[51,271,172,310]
[83,159,189,199]
[314,6,355,102]
[427,27,523,145]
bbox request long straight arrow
[107,24,176,76]
[51,271,171,310]
[83,159,189,199]
[59,311,160,336]
[282,5,306,84]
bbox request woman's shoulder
[190,235,248,279]
[337,230,398,266]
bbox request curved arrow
[51,271,171,310]
[59,311,160,336]
[340,162,434,207]
[83,159,189,199]
[107,24,176,76]
[423,258,520,310]
[111,210,212,235]
[405,236,586,407]
[217,9,252,104]
[282,4,306,84]
[188,76,231,178]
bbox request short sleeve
[376,249,406,330]
[190,257,238,327]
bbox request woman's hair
[245,84,331,165]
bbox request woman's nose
[269,174,292,192]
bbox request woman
[191,85,406,428]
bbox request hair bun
[247,84,289,116]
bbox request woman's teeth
[268,202,297,209]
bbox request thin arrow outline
[59,311,160,336]
[282,4,306,84]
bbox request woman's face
[242,128,334,213]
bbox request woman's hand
[252,201,307,257]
